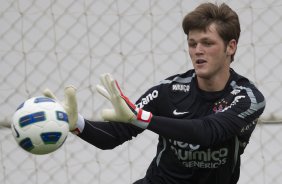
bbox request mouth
[195,59,207,64]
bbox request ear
[226,39,237,56]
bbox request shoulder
[153,70,196,95]
[229,69,265,110]
[159,69,196,85]
[135,70,195,109]
[215,70,266,121]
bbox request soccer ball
[11,96,69,155]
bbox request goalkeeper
[44,3,265,184]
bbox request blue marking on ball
[19,111,46,128]
[41,132,62,144]
[19,138,34,151]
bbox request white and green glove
[96,73,152,129]
[43,86,84,134]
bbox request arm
[148,110,258,147]
[79,86,159,149]
[97,73,266,147]
[149,87,266,146]
[79,119,143,150]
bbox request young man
[44,3,265,184]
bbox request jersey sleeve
[135,84,161,114]
[79,120,143,150]
[147,84,266,147]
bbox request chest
[157,85,235,118]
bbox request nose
[195,43,204,54]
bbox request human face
[188,24,233,81]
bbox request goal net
[1,0,282,183]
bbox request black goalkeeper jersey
[79,69,265,184]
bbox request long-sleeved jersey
[79,69,265,184]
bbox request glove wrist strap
[71,114,85,135]
[132,108,152,129]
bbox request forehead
[188,24,221,41]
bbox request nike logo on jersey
[173,109,189,115]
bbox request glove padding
[43,86,79,133]
[96,73,152,129]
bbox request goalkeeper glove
[96,73,152,129]
[43,86,83,134]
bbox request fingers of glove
[64,86,78,112]
[43,88,58,100]
[100,73,113,96]
[105,74,118,97]
[110,78,122,98]
[96,84,111,100]
[100,73,122,99]
[110,78,137,110]
[101,73,121,98]
[64,86,78,130]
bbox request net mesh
[1,0,282,183]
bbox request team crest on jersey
[212,88,245,113]
[172,84,190,93]
[213,99,229,113]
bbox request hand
[43,86,80,133]
[96,73,152,129]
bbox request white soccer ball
[11,96,69,155]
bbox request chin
[195,70,211,79]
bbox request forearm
[148,116,207,145]
[147,114,247,147]
[79,119,143,150]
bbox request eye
[188,42,197,48]
[202,40,213,47]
